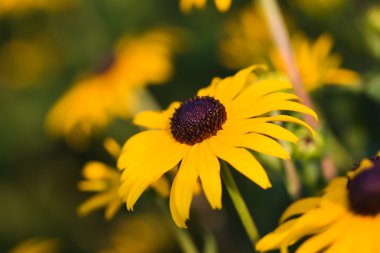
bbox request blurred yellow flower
[0,0,74,15]
[219,4,272,69]
[257,152,380,253]
[78,138,169,220]
[219,6,360,92]
[9,238,61,253]
[269,33,361,91]
[46,30,177,147]
[99,214,174,253]
[180,0,232,12]
[118,65,317,228]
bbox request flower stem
[259,0,317,129]
[220,162,260,246]
[259,0,337,180]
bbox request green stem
[259,0,317,130]
[259,0,338,181]
[220,162,260,246]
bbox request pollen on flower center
[170,96,227,145]
[347,156,380,216]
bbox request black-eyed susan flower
[269,33,361,92]
[179,0,232,12]
[78,139,169,220]
[257,152,380,253]
[118,65,317,228]
[219,7,361,92]
[46,30,177,147]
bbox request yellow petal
[281,207,343,247]
[325,69,361,86]
[78,180,107,192]
[170,177,186,228]
[132,102,179,129]
[150,177,170,197]
[230,92,310,120]
[348,216,375,253]
[279,197,320,223]
[118,132,189,210]
[256,219,297,252]
[197,77,220,97]
[262,115,316,138]
[296,215,350,253]
[230,78,292,111]
[133,110,169,129]
[118,130,169,169]
[209,136,271,189]
[77,192,116,217]
[104,199,122,220]
[179,0,206,12]
[123,143,188,209]
[198,141,222,209]
[170,145,200,228]
[214,77,233,104]
[82,161,118,180]
[324,215,358,253]
[250,100,318,120]
[217,130,289,159]
[219,65,259,102]
[103,138,121,158]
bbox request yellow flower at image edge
[180,0,232,12]
[118,65,318,228]
[257,153,380,253]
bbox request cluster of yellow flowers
[36,1,380,253]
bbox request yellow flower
[180,0,232,12]
[219,6,361,92]
[118,65,317,228]
[9,238,61,253]
[78,138,169,220]
[219,3,272,69]
[257,152,380,253]
[46,30,176,147]
[270,33,361,91]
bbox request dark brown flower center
[347,156,380,216]
[170,96,227,145]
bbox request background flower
[78,139,169,220]
[45,30,178,148]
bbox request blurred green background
[1,0,380,252]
